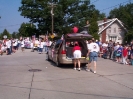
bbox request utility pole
[48,3,57,35]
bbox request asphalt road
[0,49,133,99]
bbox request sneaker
[94,71,96,74]
[86,69,90,72]
[78,68,81,71]
[73,68,76,70]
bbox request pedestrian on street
[39,39,44,54]
[6,39,11,55]
[108,40,113,59]
[122,45,128,65]
[20,39,25,52]
[73,42,81,71]
[30,40,34,52]
[86,39,100,74]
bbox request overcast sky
[0,0,132,33]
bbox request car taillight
[61,50,66,54]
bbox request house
[84,18,127,44]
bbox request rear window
[65,40,85,47]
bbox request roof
[84,18,127,34]
[98,18,127,34]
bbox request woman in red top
[122,45,128,65]
[73,42,81,71]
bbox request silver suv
[47,33,92,66]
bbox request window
[108,27,111,33]
[108,30,111,33]
[50,42,56,49]
[114,28,116,33]
[54,40,62,49]
[118,28,122,33]
[109,36,117,42]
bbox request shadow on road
[46,59,87,70]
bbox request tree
[0,29,11,39]
[11,32,21,39]
[18,22,36,37]
[18,0,105,36]
[108,3,133,43]
[88,12,99,40]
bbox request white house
[98,18,127,44]
[84,18,127,44]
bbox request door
[53,40,63,62]
[48,41,56,60]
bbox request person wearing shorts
[86,39,99,74]
[20,39,25,52]
[73,42,81,71]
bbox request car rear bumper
[59,56,88,64]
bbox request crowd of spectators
[2,37,133,66]
[0,38,20,55]
[86,40,133,66]
[0,38,52,56]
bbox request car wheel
[47,53,50,61]
[56,58,61,67]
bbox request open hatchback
[47,33,92,67]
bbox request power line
[0,24,21,28]
[99,0,131,12]
[0,0,132,28]
[91,0,100,4]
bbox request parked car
[47,33,92,66]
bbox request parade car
[47,33,92,66]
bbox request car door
[53,40,63,62]
[48,41,56,60]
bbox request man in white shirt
[86,39,100,74]
[6,39,11,55]
[34,39,40,51]
[39,40,44,54]
[20,39,25,52]
[43,41,47,52]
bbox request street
[0,49,133,99]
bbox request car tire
[56,58,61,67]
[47,53,50,61]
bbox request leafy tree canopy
[0,29,11,39]
[19,0,105,36]
[88,12,99,40]
[18,22,36,37]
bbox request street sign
[51,34,54,38]
[3,35,7,39]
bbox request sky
[0,0,132,34]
